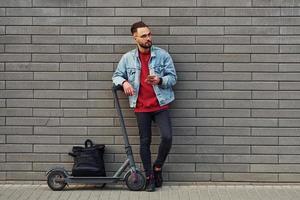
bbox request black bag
[69,139,106,177]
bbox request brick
[88,17,140,25]
[170,27,223,35]
[196,54,250,62]
[0,163,32,171]
[60,118,113,126]
[280,82,300,90]
[197,127,250,136]
[280,45,300,53]
[168,172,211,181]
[88,0,141,7]
[252,146,300,155]
[34,72,87,80]
[0,144,32,153]
[143,0,196,6]
[63,8,114,16]
[33,109,63,117]
[0,126,33,135]
[0,72,33,80]
[225,26,279,35]
[224,155,277,163]
[33,0,86,7]
[224,173,277,182]
[0,154,4,161]
[252,109,300,118]
[169,154,223,163]
[224,136,278,145]
[281,8,300,16]
[64,109,87,117]
[34,90,87,99]
[197,17,251,25]
[88,127,138,136]
[224,82,278,90]
[7,99,59,107]
[6,117,59,126]
[224,45,278,53]
[7,153,59,162]
[254,73,300,81]
[0,54,31,62]
[279,174,300,182]
[116,8,169,16]
[60,81,112,89]
[34,127,87,135]
[224,100,279,109]
[173,136,223,145]
[252,128,300,136]
[251,36,280,44]
[6,8,60,16]
[60,63,113,72]
[224,63,278,72]
[251,164,300,173]
[169,45,223,53]
[279,119,300,127]
[87,54,122,62]
[0,108,32,117]
[87,36,133,44]
[197,0,251,7]
[0,9,4,16]
[1,0,31,7]
[174,91,197,99]
[87,109,116,117]
[6,26,59,35]
[252,91,279,99]
[60,136,114,144]
[197,72,251,81]
[225,8,280,16]
[279,91,300,99]
[280,100,300,108]
[177,72,197,81]
[197,91,251,99]
[88,90,114,98]
[252,54,300,62]
[281,27,300,35]
[6,45,59,53]
[32,54,86,62]
[170,54,195,62]
[165,164,195,172]
[173,100,223,108]
[197,109,250,117]
[279,155,300,163]
[143,17,196,25]
[196,36,250,44]
[176,81,223,90]
[32,36,85,44]
[34,145,72,153]
[60,45,113,53]
[0,117,4,125]
[0,35,31,44]
[7,135,59,144]
[170,8,224,16]
[0,17,32,25]
[6,63,58,72]
[279,137,300,145]
[61,100,113,108]
[224,118,278,127]
[6,81,59,89]
[253,17,300,25]
[196,164,249,172]
[172,127,196,136]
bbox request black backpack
[69,139,106,177]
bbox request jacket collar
[134,45,156,58]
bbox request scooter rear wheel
[47,171,67,191]
[125,170,146,191]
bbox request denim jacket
[112,45,177,108]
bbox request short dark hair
[130,21,149,35]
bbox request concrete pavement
[1,183,300,200]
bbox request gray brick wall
[1,0,300,183]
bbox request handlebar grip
[112,84,124,91]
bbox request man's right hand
[122,81,135,96]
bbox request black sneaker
[145,174,155,192]
[153,165,163,188]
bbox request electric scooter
[46,84,146,191]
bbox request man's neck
[138,46,150,54]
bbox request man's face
[133,27,152,49]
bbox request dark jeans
[135,109,172,177]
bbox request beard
[139,41,152,49]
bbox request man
[112,21,177,192]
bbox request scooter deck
[64,176,123,184]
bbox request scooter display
[46,84,146,191]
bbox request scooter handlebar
[112,84,124,91]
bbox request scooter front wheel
[125,170,146,191]
[47,171,67,191]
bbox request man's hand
[123,81,135,96]
[145,75,160,85]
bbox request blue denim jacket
[112,45,177,108]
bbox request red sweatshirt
[134,50,169,112]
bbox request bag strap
[85,139,94,148]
